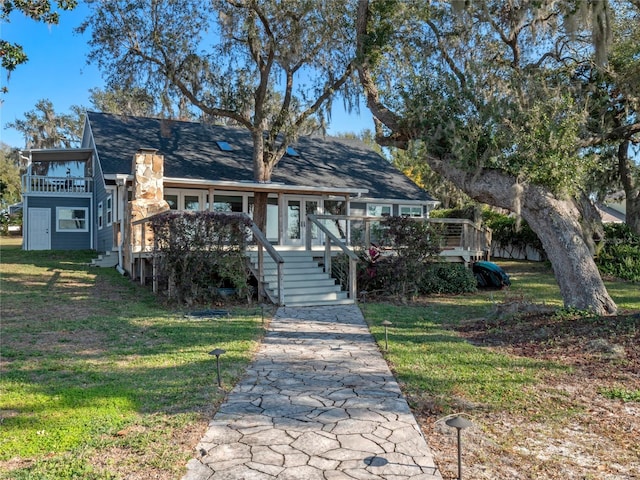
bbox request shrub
[349,216,476,297]
[419,262,478,294]
[481,209,544,257]
[150,211,252,304]
[596,224,640,282]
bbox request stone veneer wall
[124,149,170,274]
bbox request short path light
[445,415,473,480]
[209,348,226,387]
[381,320,392,351]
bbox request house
[20,112,447,304]
[21,112,438,253]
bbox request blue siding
[28,197,92,250]
[86,127,116,252]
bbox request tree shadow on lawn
[0,247,263,464]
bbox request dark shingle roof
[87,111,434,202]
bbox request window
[106,196,113,225]
[399,205,423,217]
[97,202,104,229]
[57,207,89,232]
[286,146,300,157]
[367,204,392,217]
[184,195,200,211]
[248,196,278,240]
[165,194,178,210]
[216,141,233,151]
[213,195,243,212]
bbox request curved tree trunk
[429,157,618,315]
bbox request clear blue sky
[0,4,373,149]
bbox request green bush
[596,224,640,282]
[419,262,478,294]
[481,209,544,256]
[150,211,252,304]
[350,217,478,297]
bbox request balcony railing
[22,175,93,194]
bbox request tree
[391,141,469,209]
[1,1,77,91]
[6,99,83,149]
[88,86,157,118]
[578,3,640,235]
[355,0,619,315]
[0,143,22,209]
[79,0,359,230]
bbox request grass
[0,237,265,479]
[363,260,639,414]
[361,259,640,479]
[2,238,638,479]
[363,303,565,414]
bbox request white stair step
[268,285,342,296]
[247,247,352,306]
[284,298,355,307]
[91,251,119,267]
[265,278,338,288]
[281,291,349,303]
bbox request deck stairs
[247,248,354,307]
[90,250,119,268]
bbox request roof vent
[216,141,233,152]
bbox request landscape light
[445,415,473,480]
[381,320,392,351]
[209,348,226,387]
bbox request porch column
[208,187,215,212]
[345,194,351,246]
[278,192,285,246]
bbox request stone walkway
[183,305,442,480]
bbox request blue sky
[0,4,373,149]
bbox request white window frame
[367,203,392,217]
[56,207,89,232]
[399,205,423,217]
[97,201,104,230]
[164,188,207,211]
[106,195,113,226]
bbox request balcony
[22,175,93,194]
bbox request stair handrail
[246,216,285,305]
[306,214,359,301]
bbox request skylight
[286,146,300,157]
[216,141,233,152]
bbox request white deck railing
[22,175,93,194]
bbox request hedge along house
[20,111,440,304]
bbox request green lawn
[363,260,639,413]
[362,259,640,479]
[0,238,265,479]
[2,239,638,479]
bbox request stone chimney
[124,149,170,274]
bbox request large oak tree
[355,0,620,315]
[80,0,359,230]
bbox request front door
[285,197,321,246]
[28,208,51,250]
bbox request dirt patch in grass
[412,310,640,480]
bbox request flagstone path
[183,305,442,480]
